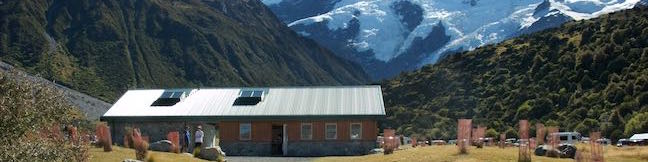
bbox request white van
[548,132,581,144]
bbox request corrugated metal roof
[630,133,648,140]
[102,86,385,119]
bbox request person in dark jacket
[183,126,191,153]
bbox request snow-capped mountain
[263,0,642,80]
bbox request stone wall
[287,140,375,156]
[109,121,219,151]
[219,140,375,156]
[219,141,272,156]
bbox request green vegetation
[624,112,648,136]
[0,0,368,102]
[382,7,648,141]
[89,146,209,162]
[315,145,648,162]
[0,70,89,161]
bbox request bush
[624,112,648,136]
[0,70,90,161]
[123,127,134,148]
[95,123,112,152]
[167,132,180,153]
[193,147,201,157]
[132,128,149,160]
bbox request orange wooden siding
[219,120,378,142]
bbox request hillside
[0,61,110,120]
[0,0,368,102]
[264,0,642,80]
[382,7,648,141]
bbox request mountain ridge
[380,6,648,140]
[0,0,369,102]
[264,0,642,80]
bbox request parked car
[554,132,581,144]
[535,132,581,159]
[617,138,645,147]
[505,138,517,146]
[448,139,457,145]
[597,138,611,145]
[431,140,446,145]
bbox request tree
[0,71,88,161]
[486,128,499,138]
[505,127,518,139]
[624,112,648,136]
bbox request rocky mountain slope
[381,7,648,140]
[0,61,110,120]
[0,0,369,102]
[264,0,642,80]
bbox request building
[630,133,648,141]
[100,86,386,156]
[626,133,648,145]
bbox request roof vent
[233,89,264,106]
[151,90,189,106]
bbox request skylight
[151,91,188,106]
[239,90,263,97]
[233,89,265,106]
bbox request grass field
[89,146,208,162]
[314,145,648,162]
[90,145,648,162]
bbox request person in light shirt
[195,125,204,150]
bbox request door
[282,124,287,156]
[271,125,284,156]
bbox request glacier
[264,0,642,79]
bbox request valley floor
[314,145,648,162]
[90,145,648,162]
[89,146,208,162]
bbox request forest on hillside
[382,7,648,141]
[0,0,367,102]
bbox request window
[350,123,362,140]
[325,123,337,140]
[560,135,568,141]
[251,90,263,97]
[233,90,264,106]
[301,123,312,140]
[239,90,263,97]
[160,92,174,98]
[240,90,253,97]
[151,91,186,106]
[239,123,251,140]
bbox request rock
[122,159,142,162]
[149,140,174,152]
[199,146,227,161]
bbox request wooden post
[457,119,472,154]
[546,127,560,157]
[518,120,531,162]
[536,123,545,146]
[500,133,506,148]
[591,132,604,162]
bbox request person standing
[183,126,191,153]
[195,125,204,150]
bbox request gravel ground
[226,156,316,162]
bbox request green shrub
[0,70,89,161]
[624,112,648,136]
[132,129,149,161]
[193,147,201,157]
